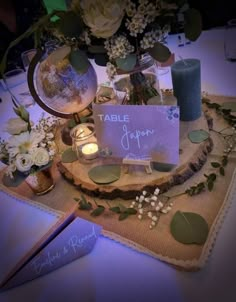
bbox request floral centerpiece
[0,106,57,191]
[0,0,202,105]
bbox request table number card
[0,185,102,290]
[93,104,179,165]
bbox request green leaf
[207,181,214,191]
[61,148,78,163]
[219,166,225,176]
[222,156,228,167]
[119,212,129,221]
[94,53,109,66]
[69,49,90,74]
[2,171,27,187]
[184,8,202,41]
[67,119,77,129]
[208,173,216,181]
[79,200,92,210]
[57,11,84,38]
[91,205,105,216]
[88,45,106,54]
[88,165,121,184]
[211,162,221,168]
[147,41,171,63]
[115,54,137,72]
[170,211,209,244]
[125,208,137,215]
[188,129,209,143]
[109,206,121,214]
[221,102,236,112]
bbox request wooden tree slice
[57,111,213,200]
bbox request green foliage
[88,165,121,184]
[170,211,209,244]
[57,11,84,38]
[147,42,171,63]
[75,195,137,221]
[188,129,209,143]
[184,8,202,41]
[69,49,90,74]
[116,54,137,72]
[61,148,78,163]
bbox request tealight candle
[171,58,201,121]
[81,143,99,160]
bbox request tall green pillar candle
[171,59,201,121]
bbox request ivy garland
[75,97,236,228]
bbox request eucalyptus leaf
[69,49,90,74]
[207,181,214,191]
[109,206,121,214]
[94,53,109,66]
[61,148,78,163]
[219,166,225,176]
[170,211,209,244]
[2,171,27,187]
[88,165,121,184]
[125,208,137,215]
[88,45,106,54]
[57,11,84,38]
[116,54,137,72]
[188,129,209,143]
[184,8,202,41]
[221,102,236,112]
[79,201,92,210]
[211,162,221,168]
[119,212,129,221]
[222,156,228,166]
[91,205,105,216]
[147,42,171,63]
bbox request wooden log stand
[57,108,213,200]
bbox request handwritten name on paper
[121,124,155,150]
[31,225,98,275]
[93,104,179,164]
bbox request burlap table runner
[2,95,236,271]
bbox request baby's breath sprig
[129,188,176,229]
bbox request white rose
[80,0,125,38]
[15,154,33,172]
[5,118,28,135]
[32,148,50,167]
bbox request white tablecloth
[1,28,236,302]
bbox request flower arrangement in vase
[0,106,57,194]
[0,0,202,106]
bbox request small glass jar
[70,123,99,163]
[112,53,163,105]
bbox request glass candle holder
[70,123,99,162]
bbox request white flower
[5,118,28,135]
[31,148,50,167]
[79,0,125,38]
[7,131,44,157]
[15,154,33,172]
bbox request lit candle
[171,58,201,121]
[81,143,99,160]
